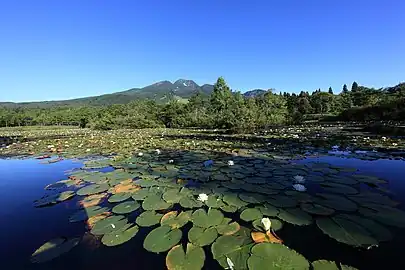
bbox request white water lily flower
[392,143,398,146]
[382,137,387,141]
[293,184,307,192]
[261,217,272,232]
[293,175,305,183]
[168,159,174,164]
[138,152,144,157]
[228,160,234,166]
[155,149,161,154]
[226,257,234,270]
[197,193,208,202]
[332,145,339,150]
[111,224,116,229]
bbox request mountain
[0,79,215,108]
[243,89,267,98]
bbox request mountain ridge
[0,79,267,108]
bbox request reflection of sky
[297,156,405,206]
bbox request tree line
[1,78,404,132]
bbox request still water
[1,156,405,270]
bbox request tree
[328,87,333,95]
[351,81,359,92]
[209,77,235,128]
[342,84,348,93]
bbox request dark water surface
[1,157,405,270]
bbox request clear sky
[1,0,404,102]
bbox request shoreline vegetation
[0,78,404,133]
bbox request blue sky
[1,0,404,102]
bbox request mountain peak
[174,79,198,88]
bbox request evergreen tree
[343,84,348,93]
[351,81,359,92]
[328,87,333,94]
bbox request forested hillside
[1,78,404,132]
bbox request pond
[1,152,405,270]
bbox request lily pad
[240,208,263,222]
[215,218,241,235]
[31,237,80,263]
[359,204,405,228]
[179,196,204,208]
[278,208,312,226]
[34,191,76,207]
[136,211,164,227]
[220,204,239,213]
[166,243,205,270]
[112,201,140,214]
[312,260,339,270]
[69,206,110,222]
[188,226,218,246]
[223,193,249,208]
[76,184,109,196]
[301,203,335,216]
[91,215,128,235]
[315,193,357,212]
[163,188,183,204]
[239,192,266,204]
[161,211,192,229]
[101,224,139,246]
[267,195,297,208]
[205,195,225,208]
[143,225,182,253]
[191,208,224,228]
[252,218,283,232]
[316,216,378,247]
[142,194,172,211]
[247,243,310,270]
[131,188,150,200]
[320,183,358,195]
[108,192,131,203]
[256,203,279,217]
[211,230,253,270]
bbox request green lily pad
[338,214,392,242]
[256,203,279,217]
[223,193,249,208]
[348,192,398,207]
[136,211,164,227]
[278,208,312,226]
[215,218,241,235]
[320,183,358,195]
[166,243,205,270]
[301,203,335,216]
[163,188,183,204]
[220,204,239,213]
[359,204,405,228]
[179,196,204,208]
[131,188,150,201]
[352,175,387,184]
[205,195,225,208]
[192,208,224,228]
[69,206,110,222]
[112,201,140,214]
[76,184,109,196]
[315,193,357,212]
[211,230,253,270]
[240,208,263,222]
[340,264,359,270]
[108,193,131,203]
[161,211,192,229]
[316,216,378,247]
[142,194,172,211]
[312,260,339,270]
[247,243,310,270]
[134,178,158,187]
[91,215,128,236]
[252,218,283,232]
[188,226,218,246]
[143,225,182,253]
[31,237,80,263]
[101,224,139,246]
[267,195,297,208]
[34,191,76,207]
[239,192,266,204]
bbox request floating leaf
[223,193,249,208]
[359,204,405,228]
[252,218,283,232]
[188,226,218,246]
[78,193,107,208]
[136,211,164,227]
[191,208,224,228]
[215,218,240,235]
[316,216,378,247]
[312,260,339,270]
[251,230,283,244]
[316,193,357,212]
[205,195,225,208]
[161,211,192,229]
[247,243,310,270]
[76,184,109,196]
[112,201,140,214]
[301,203,335,216]
[320,183,358,195]
[267,195,297,208]
[142,194,172,211]
[31,237,80,263]
[108,192,131,203]
[278,208,312,226]
[240,208,263,222]
[131,188,150,200]
[239,192,266,204]
[166,243,205,270]
[101,224,139,246]
[256,203,279,217]
[143,225,182,253]
[69,205,110,222]
[91,215,128,236]
[163,188,183,204]
[220,203,239,213]
[34,191,75,207]
[179,196,204,208]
